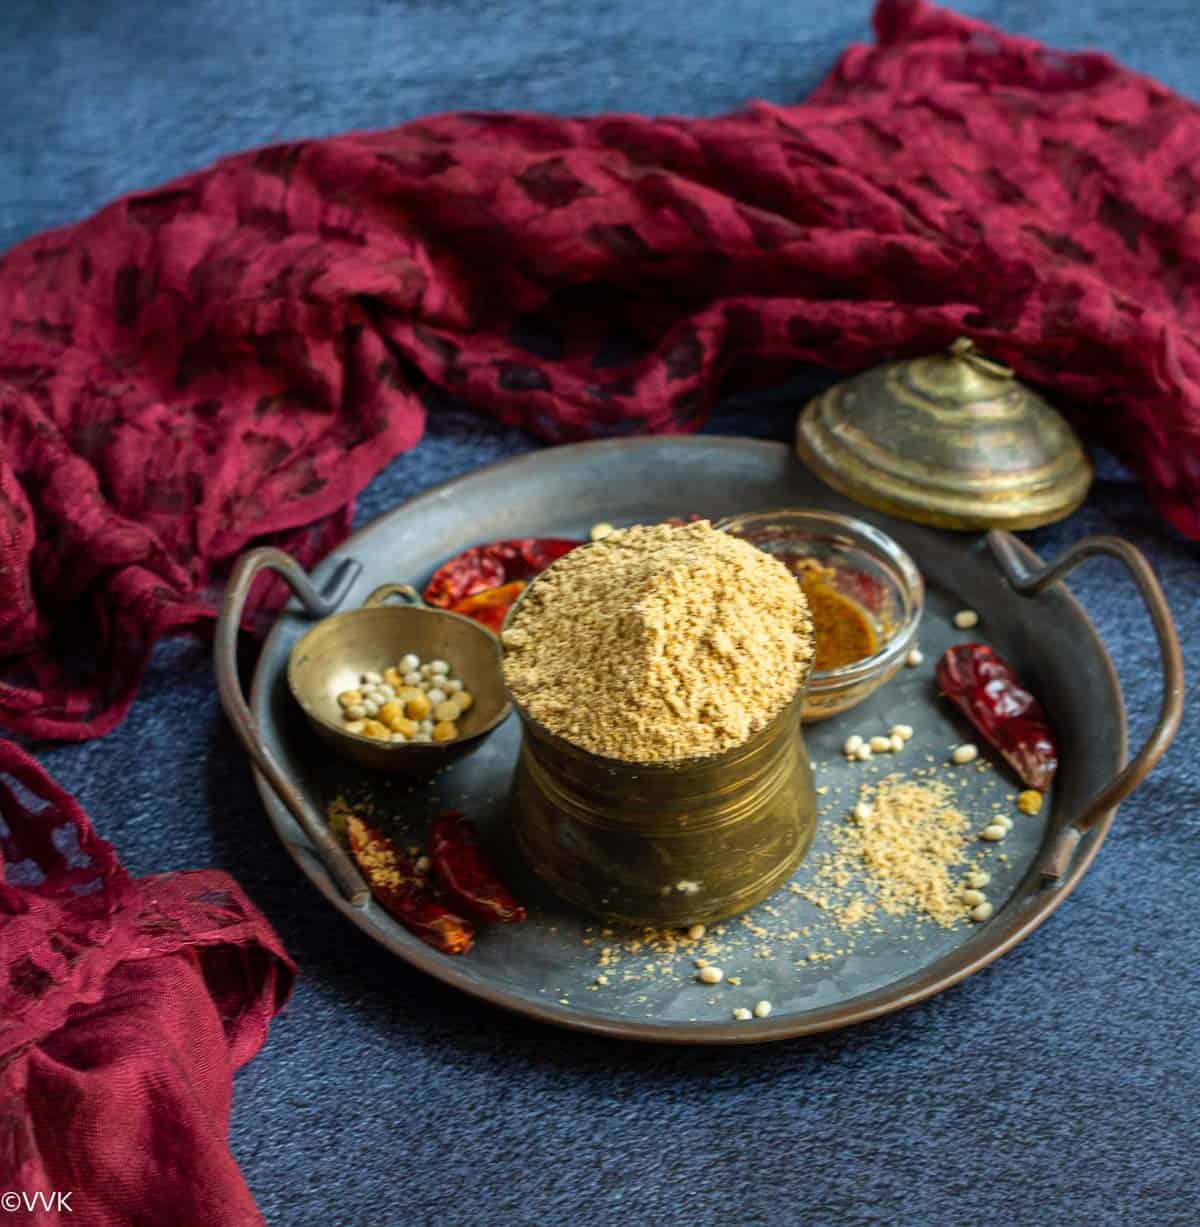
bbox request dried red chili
[936,644,1059,790]
[346,815,474,954]
[428,811,526,925]
[445,580,527,632]
[424,538,579,609]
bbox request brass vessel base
[509,695,816,927]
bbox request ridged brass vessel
[796,338,1093,530]
[507,661,816,927]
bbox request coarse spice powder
[797,774,975,928]
[501,521,813,762]
[586,768,1007,1001]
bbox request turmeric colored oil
[795,561,879,672]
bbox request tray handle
[214,547,371,907]
[363,583,424,608]
[987,530,1184,879]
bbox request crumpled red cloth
[0,740,292,1225]
[2,0,1199,746]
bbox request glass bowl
[717,509,924,721]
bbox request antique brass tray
[217,437,1180,1044]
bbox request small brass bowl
[287,583,512,774]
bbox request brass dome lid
[795,338,1092,531]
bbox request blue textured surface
[4,3,1198,1225]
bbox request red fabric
[0,740,293,1225]
[2,0,1199,746]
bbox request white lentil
[412,732,432,743]
[676,880,700,895]
[961,888,986,907]
[390,732,408,743]
[889,734,905,753]
[362,700,380,718]
[855,745,873,761]
[954,609,980,629]
[595,975,609,987]
[590,522,616,541]
[698,965,724,984]
[969,901,995,922]
[951,744,979,765]
[378,684,396,700]
[854,801,874,821]
[869,735,892,754]
[399,654,419,673]
[980,823,1008,842]
[419,720,433,734]
[344,720,366,734]
[906,648,924,667]
[345,704,366,720]
[687,923,706,941]
[694,958,708,968]
[844,734,864,756]
[965,869,991,888]
[403,671,422,686]
[430,659,450,675]
[361,671,382,685]
[427,688,447,706]
[753,1000,773,1018]
[444,678,464,694]
[890,723,914,741]
[995,814,1014,832]
[732,1007,753,1021]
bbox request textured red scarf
[0,741,292,1225]
[2,0,1198,743]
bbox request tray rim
[249,436,1127,1045]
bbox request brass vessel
[507,673,816,928]
[795,338,1093,530]
[287,582,511,775]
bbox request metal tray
[216,438,1181,1044]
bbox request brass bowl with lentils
[288,583,512,776]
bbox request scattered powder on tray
[501,520,813,762]
[583,767,1005,1005]
[795,773,975,929]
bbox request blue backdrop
[3,3,1197,1224]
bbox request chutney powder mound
[501,521,813,762]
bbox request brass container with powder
[505,623,817,928]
